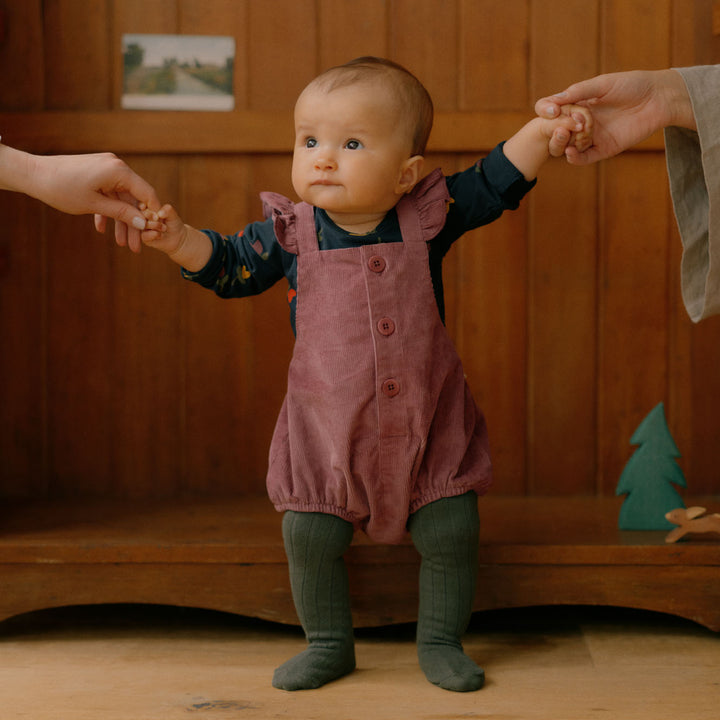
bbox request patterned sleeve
[181,217,289,298]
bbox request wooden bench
[1,495,719,631]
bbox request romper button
[377,317,395,336]
[368,255,386,273]
[381,378,400,397]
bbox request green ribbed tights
[409,492,484,692]
[272,511,356,691]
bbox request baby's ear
[396,155,425,194]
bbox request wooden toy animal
[664,507,720,543]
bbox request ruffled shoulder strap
[259,191,316,255]
[395,168,451,244]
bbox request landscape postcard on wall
[122,34,235,111]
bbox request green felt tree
[616,402,686,530]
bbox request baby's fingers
[549,127,571,158]
[565,104,594,152]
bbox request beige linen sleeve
[665,65,720,322]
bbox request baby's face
[292,80,416,230]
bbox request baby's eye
[345,139,363,150]
[304,137,318,148]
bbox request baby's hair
[310,56,434,156]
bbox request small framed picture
[122,33,235,111]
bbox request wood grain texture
[0,0,718,503]
[1,497,718,630]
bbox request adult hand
[534,69,696,165]
[35,152,160,253]
[1,144,160,252]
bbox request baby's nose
[314,154,337,170]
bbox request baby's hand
[139,203,187,256]
[547,104,594,158]
[562,104,593,152]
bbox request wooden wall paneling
[110,155,186,498]
[0,194,47,496]
[0,0,44,111]
[389,0,459,112]
[688,317,720,493]
[455,154,529,496]
[601,0,672,72]
[598,154,672,493]
[247,0,318,111]
[43,0,112,111]
[527,162,599,495]
[529,0,599,98]
[526,0,600,495]
[44,212,116,496]
[179,154,260,494]
[688,0,720,65]
[671,0,699,66]
[318,0,388,68]
[458,0,529,111]
[178,0,249,109]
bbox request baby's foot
[418,643,485,692]
[272,642,356,691]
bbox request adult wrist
[663,69,696,131]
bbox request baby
[140,57,591,693]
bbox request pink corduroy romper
[262,169,492,544]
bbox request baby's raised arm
[503,104,593,180]
[140,204,213,272]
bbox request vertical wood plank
[111,155,186,498]
[389,0,459,111]
[45,212,116,496]
[598,154,671,493]
[529,0,599,97]
[688,0,720,65]
[459,0,529,111]
[0,195,47,496]
[0,2,46,495]
[179,155,260,494]
[247,0,317,110]
[43,0,112,110]
[602,0,671,71]
[319,0,388,68]
[688,317,720,493]
[455,155,529,495]
[527,0,600,495]
[0,0,44,110]
[527,162,599,495]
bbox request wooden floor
[1,604,718,720]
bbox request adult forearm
[0,142,38,195]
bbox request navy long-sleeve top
[183,142,535,334]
